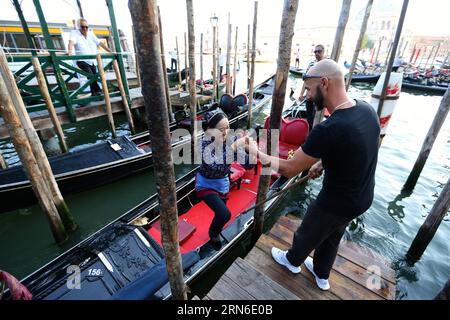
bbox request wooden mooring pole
[375,38,383,64]
[424,46,435,69]
[430,42,441,68]
[406,176,450,261]
[434,279,450,300]
[0,48,76,233]
[0,63,68,244]
[226,14,232,94]
[212,26,217,101]
[232,26,238,96]
[31,57,68,153]
[96,54,117,138]
[184,32,188,91]
[345,0,373,91]
[176,37,182,89]
[129,0,186,300]
[376,0,409,120]
[200,33,204,95]
[157,6,174,123]
[403,87,450,191]
[253,0,299,240]
[313,0,351,127]
[247,1,258,129]
[247,24,251,90]
[186,0,197,163]
[112,59,136,132]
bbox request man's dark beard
[314,85,325,111]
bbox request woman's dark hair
[202,111,228,131]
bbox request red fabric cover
[230,162,246,183]
[0,271,32,300]
[261,116,309,159]
[151,219,196,244]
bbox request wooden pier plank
[207,257,299,300]
[202,214,396,300]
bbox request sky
[1,0,449,52]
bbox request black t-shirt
[301,100,380,218]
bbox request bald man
[246,59,380,290]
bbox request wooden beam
[407,176,450,261]
[186,0,197,163]
[176,37,182,89]
[233,26,238,95]
[345,0,373,91]
[226,14,232,94]
[31,57,68,153]
[247,1,258,129]
[403,86,450,191]
[212,26,217,101]
[96,54,117,138]
[157,6,174,123]
[112,59,136,133]
[200,33,204,95]
[129,0,186,300]
[253,0,299,240]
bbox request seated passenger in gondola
[196,110,251,250]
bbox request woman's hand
[308,160,323,179]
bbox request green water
[0,68,448,300]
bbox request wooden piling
[442,52,450,68]
[430,42,441,68]
[186,0,197,163]
[404,87,450,191]
[157,6,174,123]
[0,151,7,169]
[434,279,450,300]
[96,54,117,138]
[132,25,141,88]
[0,48,76,233]
[112,59,136,132]
[200,33,204,95]
[212,26,217,101]
[401,40,409,58]
[345,0,373,91]
[375,38,383,64]
[314,0,351,127]
[232,26,238,95]
[0,66,67,243]
[247,1,258,129]
[330,0,352,62]
[129,0,186,300]
[176,37,182,89]
[253,0,299,240]
[226,14,232,94]
[247,24,251,90]
[384,41,393,67]
[409,43,416,63]
[424,46,435,69]
[184,32,188,91]
[376,0,409,119]
[31,57,68,153]
[407,176,450,261]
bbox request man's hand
[308,160,323,179]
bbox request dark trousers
[305,100,316,131]
[171,59,177,72]
[76,61,102,95]
[285,200,353,279]
[200,193,231,239]
[219,66,223,82]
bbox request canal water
[0,62,448,300]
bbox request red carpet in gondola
[148,164,261,253]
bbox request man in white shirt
[68,18,112,96]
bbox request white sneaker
[271,247,301,274]
[304,256,330,291]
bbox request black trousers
[171,59,177,72]
[285,200,354,279]
[305,100,316,131]
[76,61,102,95]
[200,193,231,239]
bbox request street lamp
[210,13,218,28]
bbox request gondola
[401,79,448,95]
[0,76,276,214]
[289,67,305,77]
[345,73,381,83]
[7,102,309,300]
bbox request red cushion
[151,218,196,244]
[230,162,246,183]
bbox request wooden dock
[203,214,396,300]
[0,87,212,139]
